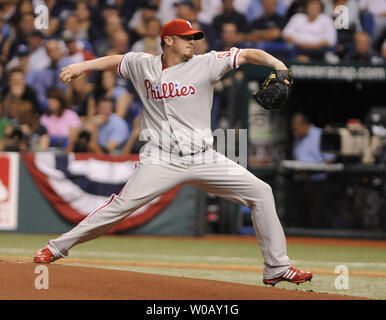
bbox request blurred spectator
[232,0,252,16]
[0,99,11,142]
[191,21,210,54]
[92,14,125,57]
[122,112,144,154]
[285,0,308,23]
[88,1,123,43]
[215,22,243,51]
[74,1,92,42]
[9,100,49,152]
[31,39,68,110]
[282,0,337,61]
[212,0,248,37]
[8,0,33,27]
[212,21,245,128]
[213,66,245,130]
[106,11,126,34]
[285,112,335,228]
[65,73,96,119]
[8,12,35,60]
[242,0,285,43]
[2,84,48,152]
[344,31,384,64]
[1,68,42,116]
[16,0,34,17]
[26,30,51,72]
[62,9,95,53]
[244,0,289,23]
[66,118,103,153]
[40,88,82,148]
[63,14,83,40]
[131,17,162,55]
[128,0,159,45]
[61,30,95,66]
[174,1,201,23]
[5,44,33,81]
[0,121,28,152]
[196,0,223,25]
[92,97,129,153]
[100,1,120,20]
[110,30,131,55]
[0,63,3,89]
[157,0,178,24]
[1,0,17,23]
[383,39,386,59]
[174,0,216,49]
[291,113,335,164]
[359,0,386,47]
[105,48,121,56]
[324,0,362,59]
[0,6,12,65]
[95,70,133,119]
[114,0,138,23]
[7,31,50,77]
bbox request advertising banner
[0,152,19,230]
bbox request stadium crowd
[0,0,385,153]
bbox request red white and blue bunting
[22,152,181,232]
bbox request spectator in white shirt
[131,17,162,56]
[157,0,177,24]
[283,0,337,61]
[196,0,223,25]
[26,30,50,72]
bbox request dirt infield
[0,260,365,300]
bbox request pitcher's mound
[0,260,362,300]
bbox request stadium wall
[0,152,199,235]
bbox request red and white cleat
[33,247,56,264]
[263,267,313,286]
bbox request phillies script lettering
[144,79,196,100]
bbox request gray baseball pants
[47,149,290,279]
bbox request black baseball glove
[252,69,293,110]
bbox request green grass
[0,232,385,299]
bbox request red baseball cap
[160,19,204,40]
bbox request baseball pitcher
[34,19,312,286]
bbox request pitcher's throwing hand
[60,63,84,83]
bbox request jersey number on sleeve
[216,52,231,59]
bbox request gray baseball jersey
[46,48,291,280]
[117,47,242,155]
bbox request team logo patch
[144,79,196,100]
[186,21,192,29]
